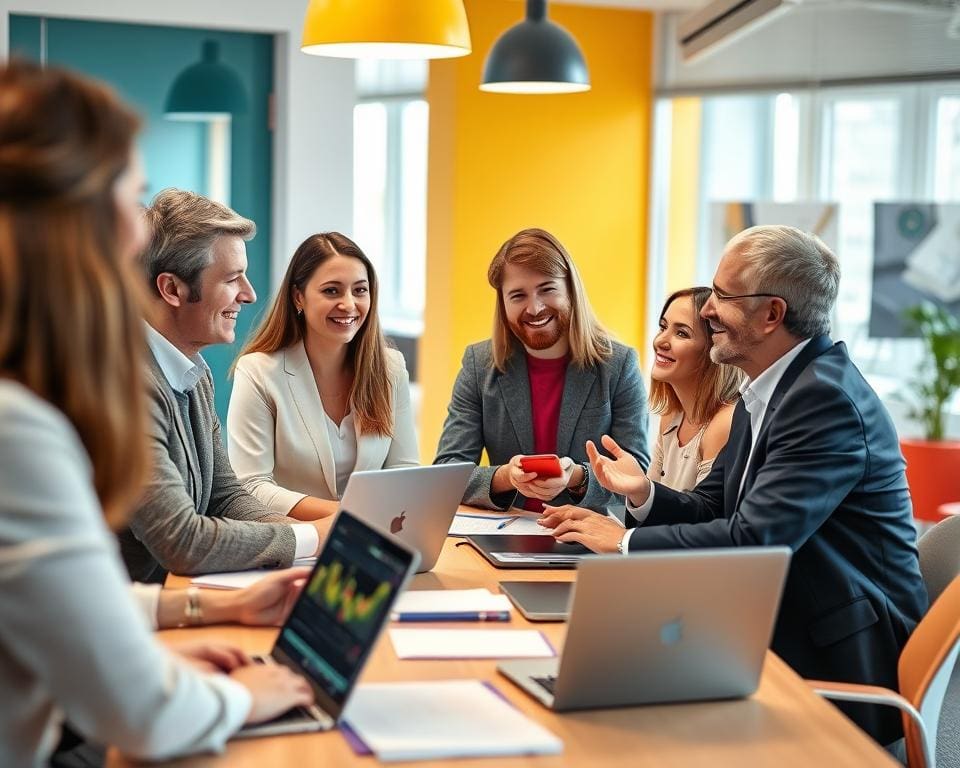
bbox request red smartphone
[519,454,563,478]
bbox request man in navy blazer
[541,225,927,746]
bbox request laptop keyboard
[261,705,320,725]
[251,655,331,728]
[533,675,557,694]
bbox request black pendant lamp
[480,0,589,94]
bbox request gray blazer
[117,354,296,582]
[434,339,649,512]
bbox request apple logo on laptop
[660,617,683,646]
[390,510,406,534]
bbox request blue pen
[393,611,511,622]
[496,516,520,530]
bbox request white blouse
[227,343,420,513]
[646,413,714,492]
[325,410,358,499]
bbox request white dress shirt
[145,324,318,558]
[619,339,812,554]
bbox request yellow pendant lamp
[301,0,471,60]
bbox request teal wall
[9,16,274,423]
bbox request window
[819,92,903,344]
[352,60,429,336]
[649,82,960,413]
[934,95,960,201]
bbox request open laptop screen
[273,509,415,718]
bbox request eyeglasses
[710,286,786,303]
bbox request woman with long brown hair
[228,232,418,520]
[0,61,312,766]
[646,286,743,489]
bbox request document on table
[389,628,555,659]
[392,588,512,617]
[343,679,562,762]
[190,557,316,590]
[448,513,552,536]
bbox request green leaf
[903,302,960,441]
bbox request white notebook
[343,680,562,761]
[389,628,555,659]
[392,588,512,615]
[448,513,552,537]
[190,558,316,590]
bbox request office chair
[807,575,960,768]
[919,515,960,605]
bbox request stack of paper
[190,557,315,590]
[191,570,273,590]
[389,628,555,659]
[391,588,512,622]
[448,512,552,536]
[343,680,562,761]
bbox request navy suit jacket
[628,335,927,744]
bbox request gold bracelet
[182,586,203,627]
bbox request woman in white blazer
[228,232,419,520]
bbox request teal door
[10,16,274,424]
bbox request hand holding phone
[519,454,564,479]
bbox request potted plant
[899,303,960,522]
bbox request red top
[524,353,569,511]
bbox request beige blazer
[227,343,419,514]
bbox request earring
[297,307,303,317]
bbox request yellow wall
[665,97,702,294]
[421,0,654,461]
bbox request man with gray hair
[118,188,328,584]
[541,225,927,746]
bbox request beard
[509,309,570,351]
[708,323,761,367]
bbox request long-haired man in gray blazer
[434,228,649,513]
[118,190,329,582]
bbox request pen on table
[392,611,511,623]
[496,516,520,530]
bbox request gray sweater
[0,381,250,766]
[118,354,297,582]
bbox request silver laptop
[238,510,419,738]
[339,463,474,572]
[498,547,790,711]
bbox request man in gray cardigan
[434,228,649,513]
[118,189,327,583]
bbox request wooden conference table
[108,510,896,768]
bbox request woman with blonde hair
[228,232,418,520]
[647,286,743,489]
[0,61,313,766]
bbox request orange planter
[900,438,960,522]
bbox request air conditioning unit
[677,0,796,62]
